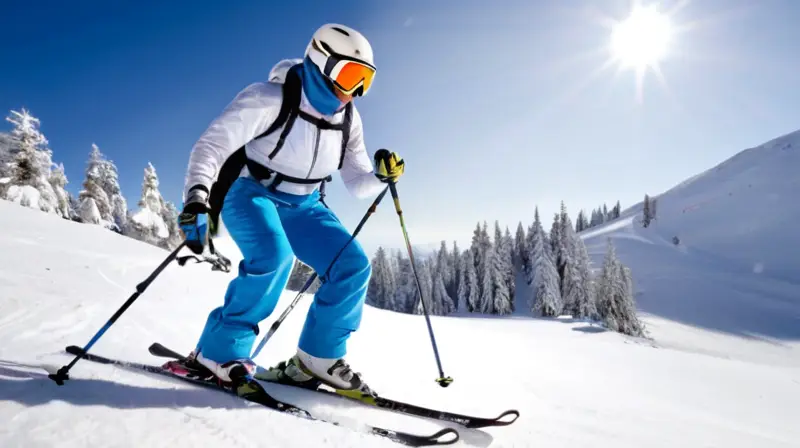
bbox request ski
[64,345,459,447]
[149,342,519,430]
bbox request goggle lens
[333,61,375,95]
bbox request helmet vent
[331,26,350,36]
[320,41,336,55]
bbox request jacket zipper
[306,127,321,179]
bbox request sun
[610,4,673,71]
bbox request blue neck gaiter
[301,57,343,116]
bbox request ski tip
[428,428,459,446]
[464,409,520,429]
[490,410,520,427]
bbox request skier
[174,23,405,393]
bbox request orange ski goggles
[311,39,376,96]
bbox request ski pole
[251,185,389,359]
[49,241,187,385]
[387,181,453,388]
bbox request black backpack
[205,63,353,236]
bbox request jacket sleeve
[339,105,386,199]
[183,82,280,201]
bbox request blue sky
[2,0,799,255]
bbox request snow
[2,129,800,447]
[5,184,42,210]
[130,207,169,239]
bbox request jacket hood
[268,58,303,83]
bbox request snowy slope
[580,128,800,350]
[2,158,800,448]
[595,128,800,282]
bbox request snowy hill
[2,124,800,448]
[580,128,800,348]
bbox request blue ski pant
[195,176,372,362]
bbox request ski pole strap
[176,253,231,272]
[176,238,232,272]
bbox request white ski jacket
[182,59,385,201]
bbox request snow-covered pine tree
[0,131,13,166]
[458,248,479,312]
[412,257,435,315]
[642,194,651,227]
[590,209,600,228]
[96,149,128,231]
[612,200,622,219]
[529,210,562,316]
[596,240,645,336]
[79,198,102,225]
[435,241,454,300]
[489,221,513,315]
[386,250,398,307]
[66,191,80,221]
[79,144,112,226]
[477,222,494,314]
[450,240,461,307]
[469,222,480,288]
[514,221,526,266]
[5,110,43,189]
[558,204,576,312]
[522,209,544,305]
[503,226,516,310]
[3,109,59,213]
[558,204,595,318]
[393,251,416,313]
[550,211,563,280]
[564,224,596,319]
[430,251,453,315]
[367,246,395,310]
[126,162,170,246]
[469,221,489,312]
[48,163,71,219]
[0,131,15,197]
[159,200,184,248]
[602,203,609,222]
[524,221,535,281]
[387,249,398,304]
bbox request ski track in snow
[3,129,800,447]
[96,268,126,293]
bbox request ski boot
[163,350,257,390]
[256,349,378,402]
[161,350,215,382]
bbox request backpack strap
[206,64,302,235]
[339,103,353,170]
[207,146,246,236]
[262,64,303,160]
[294,101,352,170]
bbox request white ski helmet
[304,23,376,97]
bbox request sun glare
[611,5,672,70]
[611,4,673,70]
